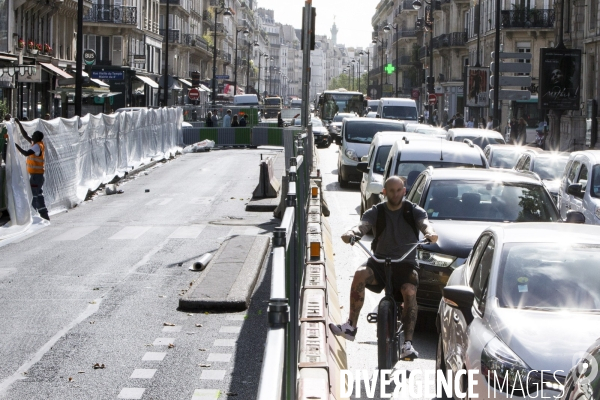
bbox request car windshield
[592,165,600,199]
[423,180,560,222]
[265,98,281,105]
[312,119,323,127]
[345,121,405,143]
[396,164,483,189]
[497,243,600,312]
[532,156,569,180]
[456,136,505,149]
[382,106,418,121]
[489,148,521,168]
[372,146,392,174]
[333,114,353,122]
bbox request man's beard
[388,196,403,207]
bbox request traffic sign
[215,75,229,80]
[411,89,420,99]
[428,93,437,105]
[83,49,96,66]
[384,64,395,75]
[490,75,532,87]
[489,89,531,101]
[490,62,532,74]
[188,88,200,101]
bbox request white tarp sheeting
[0,107,183,241]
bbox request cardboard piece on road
[179,235,270,311]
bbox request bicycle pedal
[366,313,377,323]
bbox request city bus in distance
[318,89,365,123]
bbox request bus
[317,89,365,123]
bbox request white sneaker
[400,341,419,360]
[329,320,357,341]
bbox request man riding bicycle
[329,176,438,360]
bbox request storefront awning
[199,84,211,92]
[178,78,192,87]
[0,54,19,62]
[135,75,159,89]
[90,78,110,88]
[39,62,72,79]
[49,88,122,98]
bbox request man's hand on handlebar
[424,233,438,244]
[341,230,360,244]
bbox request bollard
[191,253,213,271]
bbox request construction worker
[10,118,49,220]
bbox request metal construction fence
[182,126,305,149]
[257,130,313,400]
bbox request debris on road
[195,324,203,327]
[163,322,175,326]
[183,140,215,153]
[92,363,105,369]
[198,364,211,368]
[168,343,175,348]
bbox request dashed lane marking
[191,389,221,399]
[145,199,161,206]
[207,353,232,363]
[199,370,227,380]
[117,387,145,399]
[158,198,173,206]
[130,369,157,379]
[219,326,241,334]
[109,226,152,240]
[162,326,183,333]
[153,338,174,346]
[52,226,99,241]
[213,339,236,347]
[142,352,166,361]
[168,225,206,239]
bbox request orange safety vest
[26,141,45,174]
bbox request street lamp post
[359,49,370,95]
[384,23,400,97]
[253,44,268,99]
[372,36,386,99]
[351,59,356,91]
[413,0,435,125]
[233,27,249,97]
[211,1,232,106]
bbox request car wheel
[339,176,349,188]
[435,329,447,380]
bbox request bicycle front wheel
[377,299,395,370]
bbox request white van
[558,150,600,224]
[375,98,418,122]
[233,94,259,106]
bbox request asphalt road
[317,144,449,400]
[0,149,281,400]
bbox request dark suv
[405,167,561,312]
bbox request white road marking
[153,338,174,346]
[158,198,173,206]
[226,315,246,321]
[219,326,241,334]
[52,226,99,241]
[130,369,156,379]
[228,227,260,236]
[117,387,145,399]
[145,199,161,206]
[168,225,206,239]
[109,226,151,240]
[200,370,227,380]
[162,326,183,333]
[142,352,166,361]
[192,389,221,399]
[207,353,232,363]
[213,339,236,347]
[188,197,213,205]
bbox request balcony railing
[392,55,414,66]
[159,29,180,43]
[419,45,428,59]
[432,31,467,49]
[501,9,555,28]
[393,30,417,41]
[83,5,137,24]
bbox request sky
[253,0,381,49]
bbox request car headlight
[345,149,359,161]
[481,337,563,396]
[417,250,456,268]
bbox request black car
[561,337,600,400]
[404,167,561,312]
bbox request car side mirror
[442,285,475,325]
[565,210,586,224]
[360,155,369,162]
[567,183,584,197]
[357,162,369,174]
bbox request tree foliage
[328,73,369,94]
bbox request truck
[263,96,282,119]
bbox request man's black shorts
[364,258,419,295]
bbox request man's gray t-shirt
[362,200,428,265]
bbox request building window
[517,43,530,76]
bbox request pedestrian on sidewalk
[486,116,493,130]
[231,115,240,127]
[239,113,247,127]
[205,111,213,127]
[223,109,232,127]
[10,118,50,220]
[211,111,219,127]
[277,112,284,127]
[516,117,527,146]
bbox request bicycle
[350,236,430,370]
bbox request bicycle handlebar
[350,236,430,264]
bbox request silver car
[438,223,600,399]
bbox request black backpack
[371,201,419,252]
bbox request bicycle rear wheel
[377,299,395,370]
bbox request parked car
[357,132,438,215]
[404,168,561,312]
[558,150,600,224]
[514,150,570,204]
[328,112,356,142]
[310,117,330,148]
[337,118,405,187]
[483,144,533,169]
[438,223,600,399]
[561,337,600,400]
[447,128,506,149]
[413,125,447,139]
[375,97,419,122]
